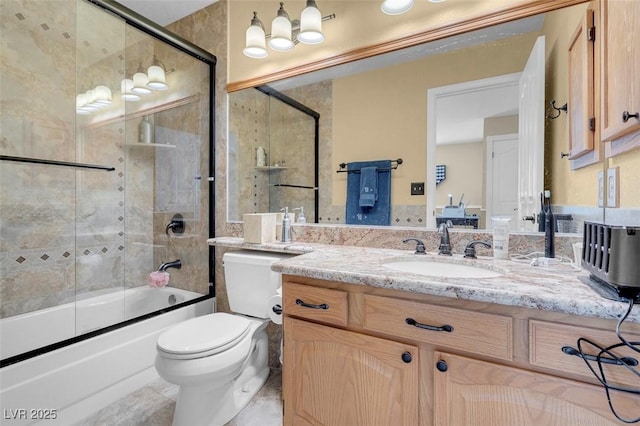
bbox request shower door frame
[1,0,217,368]
[256,85,320,221]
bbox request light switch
[411,182,424,195]
[606,167,619,208]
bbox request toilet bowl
[155,250,294,426]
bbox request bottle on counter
[139,115,154,144]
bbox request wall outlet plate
[411,182,425,195]
[597,170,604,207]
[606,167,619,208]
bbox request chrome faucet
[438,222,452,256]
[403,238,426,254]
[158,259,182,272]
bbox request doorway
[426,73,521,229]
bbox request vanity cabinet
[281,276,640,426]
[283,317,419,425]
[433,351,639,425]
[600,0,640,142]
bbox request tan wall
[331,33,538,206]
[542,2,601,207]
[435,142,484,208]
[608,147,640,208]
[228,0,548,85]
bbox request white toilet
[155,250,292,426]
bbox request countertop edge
[209,237,640,324]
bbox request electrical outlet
[411,182,424,195]
[607,167,619,207]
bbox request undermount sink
[382,258,504,279]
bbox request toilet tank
[223,250,295,318]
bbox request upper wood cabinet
[568,5,595,159]
[600,0,640,142]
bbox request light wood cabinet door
[433,351,639,426]
[601,0,640,141]
[568,5,595,159]
[283,317,419,426]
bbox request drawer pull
[401,352,413,363]
[561,346,638,367]
[405,317,453,333]
[296,299,329,310]
[622,111,639,123]
[436,360,448,372]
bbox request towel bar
[337,158,402,173]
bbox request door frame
[426,73,521,229]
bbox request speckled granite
[210,237,640,324]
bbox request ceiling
[117,0,219,26]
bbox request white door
[486,134,519,229]
[518,36,545,232]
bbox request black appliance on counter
[582,222,640,302]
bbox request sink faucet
[463,241,492,259]
[438,222,452,256]
[158,259,182,272]
[403,238,426,254]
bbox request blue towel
[346,160,392,225]
[359,167,378,207]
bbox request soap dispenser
[294,207,306,224]
[281,207,291,242]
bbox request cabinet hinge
[588,26,595,42]
[589,117,596,131]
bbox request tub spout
[158,259,181,272]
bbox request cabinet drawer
[363,294,512,361]
[529,320,640,388]
[283,282,348,327]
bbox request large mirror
[229,2,611,233]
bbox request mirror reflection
[229,3,608,233]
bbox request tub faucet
[438,222,452,256]
[158,259,182,272]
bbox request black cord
[576,298,640,423]
[618,298,640,355]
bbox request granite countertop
[209,237,640,324]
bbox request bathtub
[1,285,203,360]
[0,286,213,425]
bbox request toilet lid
[157,313,251,356]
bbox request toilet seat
[157,313,251,360]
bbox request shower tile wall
[1,0,78,317]
[228,90,270,219]
[0,0,211,324]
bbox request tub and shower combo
[0,1,216,424]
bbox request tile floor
[76,369,282,426]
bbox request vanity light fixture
[147,56,169,90]
[121,78,141,101]
[381,0,414,15]
[76,85,112,115]
[243,0,335,59]
[381,0,446,16]
[269,3,294,51]
[132,63,152,95]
